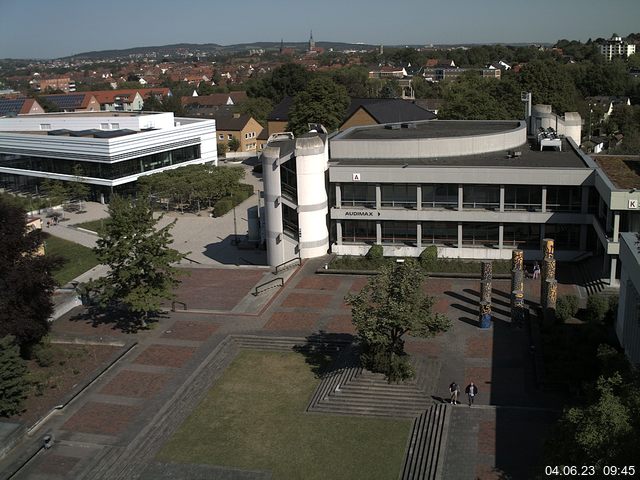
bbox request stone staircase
[400,404,450,480]
[575,256,607,296]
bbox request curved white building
[262,131,329,267]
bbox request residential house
[216,114,263,153]
[182,92,248,118]
[340,98,437,131]
[39,93,101,112]
[32,77,76,93]
[0,98,45,116]
[600,34,636,61]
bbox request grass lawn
[43,233,99,285]
[158,350,411,480]
[73,218,110,233]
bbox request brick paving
[3,254,576,480]
[100,370,172,398]
[62,402,140,436]
[133,345,197,368]
[30,454,81,476]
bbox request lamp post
[232,205,238,246]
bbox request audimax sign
[343,210,381,217]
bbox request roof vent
[401,123,417,129]
[385,124,401,130]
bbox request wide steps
[400,404,450,480]
[310,404,420,418]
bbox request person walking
[533,261,541,279]
[465,382,478,407]
[449,382,460,405]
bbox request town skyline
[1,0,639,59]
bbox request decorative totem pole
[479,261,493,328]
[541,238,558,320]
[511,249,525,325]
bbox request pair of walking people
[449,381,478,406]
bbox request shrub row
[212,183,254,217]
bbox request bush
[419,245,438,270]
[586,295,609,324]
[606,295,619,324]
[32,344,54,367]
[360,343,414,383]
[366,244,384,261]
[213,198,233,217]
[555,295,580,323]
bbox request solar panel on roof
[42,94,84,109]
[0,99,25,116]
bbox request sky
[1,0,639,59]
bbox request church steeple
[280,38,284,54]
[309,30,315,52]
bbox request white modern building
[599,35,636,61]
[0,111,217,200]
[261,106,640,287]
[616,232,640,365]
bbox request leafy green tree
[379,79,401,99]
[217,142,228,157]
[41,179,69,207]
[236,96,273,127]
[517,59,580,113]
[228,137,241,152]
[247,63,312,103]
[439,73,513,120]
[88,195,186,329]
[68,165,91,209]
[0,336,29,417]
[0,199,62,355]
[345,259,451,381]
[545,372,639,469]
[287,77,350,135]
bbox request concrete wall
[262,144,287,266]
[616,233,640,365]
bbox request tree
[345,260,451,381]
[0,199,62,355]
[0,336,29,417]
[41,178,69,207]
[247,63,312,103]
[228,137,241,152]
[379,79,401,99]
[287,77,350,135]
[236,97,273,127]
[88,195,186,329]
[217,141,228,157]
[68,165,91,210]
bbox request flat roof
[14,111,162,118]
[593,155,640,189]
[331,138,589,169]
[339,120,521,140]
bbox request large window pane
[280,161,297,201]
[343,220,376,244]
[381,184,417,208]
[462,223,499,246]
[463,185,500,210]
[546,186,581,212]
[504,185,542,211]
[503,223,540,249]
[422,184,457,208]
[545,224,580,250]
[422,222,457,245]
[381,221,416,245]
[342,183,376,207]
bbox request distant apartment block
[32,77,76,93]
[600,34,636,61]
[216,114,263,153]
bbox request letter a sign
[352,173,361,181]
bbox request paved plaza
[0,255,577,480]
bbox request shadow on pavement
[292,331,356,378]
[202,234,267,266]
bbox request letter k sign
[629,199,638,209]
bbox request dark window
[381,184,417,208]
[342,220,376,244]
[462,223,499,247]
[381,221,416,245]
[282,203,298,239]
[503,223,540,249]
[504,185,542,211]
[545,224,580,250]
[342,183,376,207]
[463,185,500,210]
[546,186,581,212]
[422,184,457,208]
[280,159,297,201]
[422,222,458,245]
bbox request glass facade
[343,220,376,244]
[381,221,416,245]
[462,223,499,246]
[503,223,540,249]
[381,184,417,208]
[282,203,298,239]
[463,185,500,210]
[545,224,581,250]
[0,145,200,181]
[280,160,297,201]
[422,184,458,208]
[422,222,458,245]
[342,183,376,207]
[504,185,542,211]
[546,186,581,212]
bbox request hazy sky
[1,0,639,59]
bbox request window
[100,123,109,130]
[343,220,376,244]
[39,124,51,130]
[218,134,224,140]
[462,223,499,247]
[545,224,580,250]
[504,185,542,211]
[546,186,581,212]
[422,184,457,208]
[228,134,233,140]
[503,223,540,249]
[463,185,500,210]
[342,184,376,207]
[381,184,417,208]
[422,222,457,245]
[381,221,417,245]
[110,123,119,129]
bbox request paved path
[2,256,575,480]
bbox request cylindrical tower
[294,134,329,260]
[262,144,285,267]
